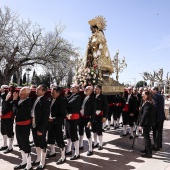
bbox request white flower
[91,72,94,75]
[93,80,96,83]
[92,37,97,42]
[97,50,101,56]
[99,44,103,49]
[93,52,97,58]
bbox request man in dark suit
[31,84,50,169]
[47,87,66,164]
[11,87,32,170]
[79,86,96,156]
[92,85,108,150]
[0,86,14,154]
[122,87,137,139]
[66,84,81,160]
[151,86,165,151]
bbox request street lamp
[26,67,31,85]
[112,49,127,81]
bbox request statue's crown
[88,15,107,30]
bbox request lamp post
[112,49,127,82]
[26,67,31,85]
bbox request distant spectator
[164,95,170,120]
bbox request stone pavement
[0,109,170,169]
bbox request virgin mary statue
[83,16,114,75]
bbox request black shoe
[46,153,56,158]
[65,151,72,155]
[121,133,127,137]
[107,127,110,130]
[87,151,93,156]
[152,147,160,151]
[0,146,8,151]
[14,163,27,169]
[129,136,133,139]
[70,155,80,160]
[98,146,103,150]
[4,148,13,154]
[110,124,114,127]
[24,167,33,170]
[36,165,46,170]
[140,150,147,153]
[92,143,99,148]
[57,158,66,165]
[141,153,152,158]
[32,161,40,166]
[79,146,84,150]
[30,143,35,147]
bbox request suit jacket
[13,98,32,123]
[48,95,66,122]
[67,93,81,114]
[152,93,165,122]
[123,93,137,115]
[95,94,108,118]
[140,101,155,127]
[82,94,96,123]
[1,92,13,115]
[33,96,50,133]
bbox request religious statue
[83,15,114,75]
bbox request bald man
[79,86,96,156]
[7,87,32,170]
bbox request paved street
[0,104,170,170]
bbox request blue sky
[1,0,170,85]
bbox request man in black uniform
[66,84,81,160]
[92,85,108,150]
[151,86,165,151]
[122,87,137,139]
[10,87,32,170]
[0,85,14,153]
[47,87,66,164]
[79,86,96,156]
[31,85,50,169]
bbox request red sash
[66,113,79,120]
[80,114,91,118]
[108,103,113,106]
[16,119,31,125]
[95,111,103,116]
[123,104,129,112]
[0,111,13,119]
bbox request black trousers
[1,118,14,138]
[113,109,121,120]
[108,106,114,121]
[16,124,31,153]
[79,117,91,139]
[66,119,79,142]
[92,116,103,136]
[152,121,164,149]
[122,111,134,127]
[47,120,65,148]
[143,126,152,154]
[32,127,47,149]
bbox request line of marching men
[0,84,110,170]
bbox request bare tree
[0,6,76,85]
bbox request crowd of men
[0,84,168,169]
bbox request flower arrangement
[76,66,99,86]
